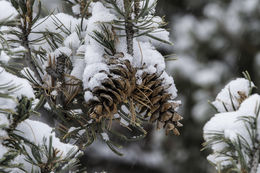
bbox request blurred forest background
[40,0,260,172]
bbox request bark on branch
[124,0,134,56]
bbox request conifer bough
[0,0,182,171]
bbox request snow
[114,114,120,118]
[0,51,10,64]
[70,58,85,80]
[115,38,167,73]
[207,154,232,168]
[84,43,105,65]
[54,47,72,57]
[28,12,88,83]
[0,113,9,138]
[0,143,9,160]
[212,78,254,112]
[68,127,78,133]
[257,164,260,173]
[120,118,129,126]
[72,4,81,15]
[30,13,81,52]
[160,71,178,99]
[64,32,81,50]
[15,119,78,155]
[11,119,79,172]
[77,45,86,55]
[84,90,94,102]
[204,94,260,168]
[88,73,108,90]
[0,113,9,127]
[0,68,35,99]
[0,1,18,21]
[101,132,109,141]
[50,90,58,96]
[137,16,171,48]
[0,96,78,172]
[33,13,79,34]
[0,67,34,111]
[11,46,26,53]
[85,2,116,41]
[133,41,166,72]
[83,63,109,90]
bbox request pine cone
[85,55,182,136]
[133,68,183,135]
[44,54,81,106]
[86,57,136,122]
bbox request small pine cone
[133,68,183,135]
[86,57,136,122]
[56,54,66,80]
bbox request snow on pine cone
[84,54,182,135]
[133,68,183,135]
[85,56,136,122]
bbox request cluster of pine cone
[85,55,183,135]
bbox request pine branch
[91,24,116,55]
[22,33,43,84]
[134,0,140,17]
[204,76,260,172]
[1,1,181,171]
[19,0,43,84]
[249,104,260,173]
[250,145,260,173]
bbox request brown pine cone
[84,55,182,136]
[86,57,136,122]
[133,68,183,135]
